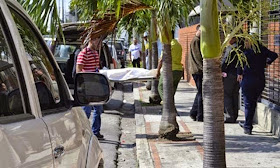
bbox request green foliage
[155,0,196,44]
[17,0,62,36]
[70,0,97,21]
[219,0,270,67]
[118,9,151,41]
[201,0,221,59]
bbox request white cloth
[129,43,141,60]
[100,68,157,82]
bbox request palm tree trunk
[142,38,146,69]
[203,58,225,168]
[158,44,179,139]
[201,0,226,167]
[149,10,160,103]
[149,41,161,104]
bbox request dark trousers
[223,74,240,122]
[190,74,203,120]
[132,58,140,68]
[241,79,264,131]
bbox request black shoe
[244,129,252,135]
[224,120,236,123]
[95,133,104,139]
[197,118,203,122]
[239,121,244,128]
[190,115,196,121]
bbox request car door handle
[54,145,65,159]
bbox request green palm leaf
[17,0,61,36]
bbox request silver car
[0,0,110,167]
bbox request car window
[54,45,76,58]
[10,9,63,111]
[108,42,123,50]
[0,25,25,117]
[114,43,123,50]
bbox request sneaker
[239,121,244,128]
[95,133,104,139]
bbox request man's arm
[76,48,85,73]
[76,64,84,73]
[194,39,203,70]
[156,58,163,78]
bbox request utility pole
[75,6,78,22]
[62,0,64,23]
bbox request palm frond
[82,0,151,43]
[17,0,61,36]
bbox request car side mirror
[74,73,111,106]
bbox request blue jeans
[83,105,103,135]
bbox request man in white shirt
[129,38,142,67]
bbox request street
[99,83,137,168]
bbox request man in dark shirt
[0,83,9,116]
[238,39,278,135]
[188,25,203,121]
[222,37,241,123]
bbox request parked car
[45,22,116,88]
[0,0,111,167]
[107,40,126,68]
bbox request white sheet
[100,68,157,82]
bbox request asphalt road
[100,83,137,168]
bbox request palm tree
[200,0,225,167]
[200,0,269,167]
[156,0,195,139]
[149,9,161,104]
[157,3,179,139]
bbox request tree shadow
[188,133,280,153]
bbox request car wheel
[98,159,104,168]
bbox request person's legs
[232,81,240,122]
[190,74,203,121]
[172,71,183,96]
[92,105,103,136]
[172,70,183,114]
[224,74,239,122]
[242,83,263,132]
[83,106,92,119]
[132,59,136,67]
[196,74,203,121]
[136,58,141,68]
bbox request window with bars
[261,0,280,107]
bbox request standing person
[76,37,104,139]
[222,37,240,123]
[0,83,9,116]
[238,38,278,135]
[143,32,150,69]
[188,25,203,122]
[157,33,183,104]
[129,38,142,68]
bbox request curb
[133,82,154,168]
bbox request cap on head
[143,32,148,37]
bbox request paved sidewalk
[134,80,280,168]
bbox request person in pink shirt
[76,37,104,139]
